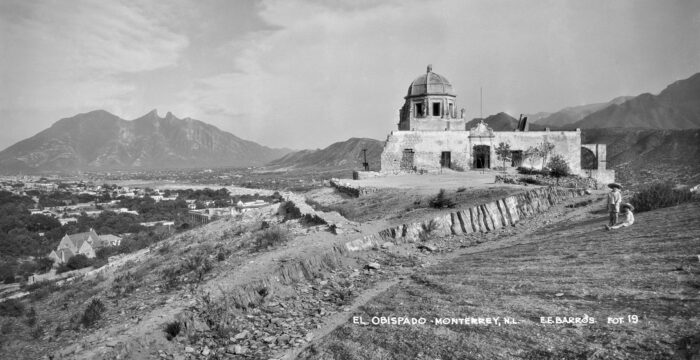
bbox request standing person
[606,183,622,229]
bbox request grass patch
[255,225,291,250]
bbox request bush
[456,187,467,193]
[57,254,108,274]
[282,201,302,221]
[547,154,571,179]
[0,298,24,317]
[80,298,106,328]
[255,226,291,250]
[516,166,549,176]
[183,253,213,284]
[35,257,54,274]
[429,189,455,209]
[164,320,181,341]
[630,182,694,213]
[302,213,327,226]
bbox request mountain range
[265,137,384,171]
[1,72,698,175]
[0,110,290,173]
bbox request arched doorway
[473,145,490,169]
[581,147,598,170]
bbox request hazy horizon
[1,0,699,151]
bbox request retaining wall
[344,187,586,252]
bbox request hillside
[265,137,383,171]
[532,96,632,128]
[569,72,700,129]
[0,110,290,173]
[581,128,700,188]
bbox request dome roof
[407,65,454,97]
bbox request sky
[1,0,699,151]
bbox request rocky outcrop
[343,187,586,252]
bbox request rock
[184,346,195,353]
[365,262,381,270]
[555,293,564,297]
[418,244,438,252]
[305,332,314,341]
[228,344,246,354]
[201,347,210,356]
[277,334,291,344]
[380,242,394,249]
[263,336,277,343]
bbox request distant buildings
[48,229,121,265]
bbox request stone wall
[495,174,598,189]
[344,187,586,252]
[381,130,583,175]
[329,178,378,197]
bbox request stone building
[380,65,614,185]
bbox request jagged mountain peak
[0,110,290,173]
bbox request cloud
[0,0,189,112]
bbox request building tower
[398,65,465,131]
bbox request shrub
[456,187,467,193]
[548,154,571,179]
[282,201,302,221]
[162,266,181,290]
[0,298,24,317]
[255,226,291,250]
[35,257,54,274]
[630,182,694,213]
[111,272,137,297]
[164,320,181,341]
[80,298,106,328]
[57,254,106,274]
[302,213,327,226]
[183,253,213,284]
[516,166,549,176]
[429,189,455,209]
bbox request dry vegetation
[300,201,700,359]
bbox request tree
[538,141,555,169]
[524,146,540,168]
[547,154,571,184]
[495,142,512,172]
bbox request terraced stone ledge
[344,187,587,252]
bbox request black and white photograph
[1,0,699,359]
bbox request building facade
[380,66,614,185]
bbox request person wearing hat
[608,203,634,230]
[606,183,622,227]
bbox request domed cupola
[398,65,465,131]
[406,65,455,97]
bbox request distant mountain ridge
[531,96,633,128]
[567,73,700,129]
[0,110,290,173]
[265,137,383,171]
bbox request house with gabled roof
[48,229,121,265]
